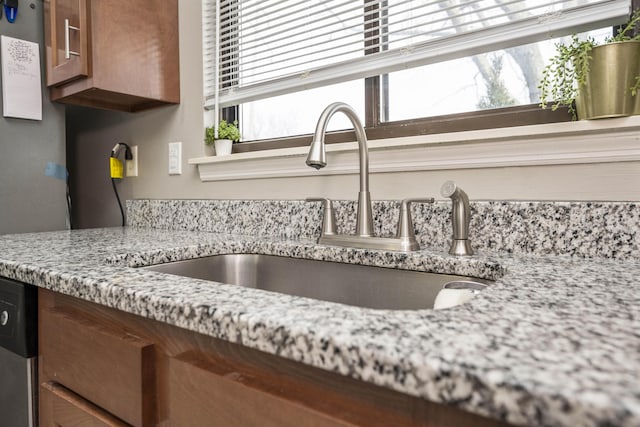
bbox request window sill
[188,115,640,182]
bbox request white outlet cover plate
[126,145,139,177]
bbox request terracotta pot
[576,41,640,119]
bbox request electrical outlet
[126,145,139,177]
[168,142,182,175]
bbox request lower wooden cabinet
[38,289,510,427]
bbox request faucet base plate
[318,234,420,252]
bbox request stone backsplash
[127,199,639,260]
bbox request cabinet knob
[0,310,8,326]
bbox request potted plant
[204,120,241,156]
[539,10,640,120]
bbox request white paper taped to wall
[1,35,42,121]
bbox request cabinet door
[44,0,90,86]
[169,352,354,427]
[39,307,156,427]
[40,382,130,427]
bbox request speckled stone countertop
[0,226,638,427]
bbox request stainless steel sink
[144,254,490,310]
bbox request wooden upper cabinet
[43,0,180,112]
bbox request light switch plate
[168,142,182,175]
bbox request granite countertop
[0,227,638,427]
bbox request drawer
[39,307,155,427]
[40,381,130,427]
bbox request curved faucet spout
[306,102,373,236]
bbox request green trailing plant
[539,9,640,119]
[204,120,241,146]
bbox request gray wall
[66,1,640,229]
[0,2,67,234]
[66,0,204,229]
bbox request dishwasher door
[0,277,38,427]
[0,347,37,427]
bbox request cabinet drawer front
[40,382,130,427]
[40,308,155,427]
[169,352,354,427]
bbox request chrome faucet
[440,181,473,256]
[307,102,373,236]
[306,102,433,252]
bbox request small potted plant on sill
[539,9,640,120]
[204,120,241,156]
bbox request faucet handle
[396,198,434,240]
[306,198,336,236]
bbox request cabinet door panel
[169,352,354,427]
[45,0,90,86]
[39,307,155,427]
[40,382,130,427]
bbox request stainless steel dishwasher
[0,277,38,427]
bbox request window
[385,27,612,122]
[241,81,365,141]
[203,0,631,147]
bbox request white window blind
[203,0,630,110]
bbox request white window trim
[189,115,640,182]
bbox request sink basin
[144,254,490,310]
